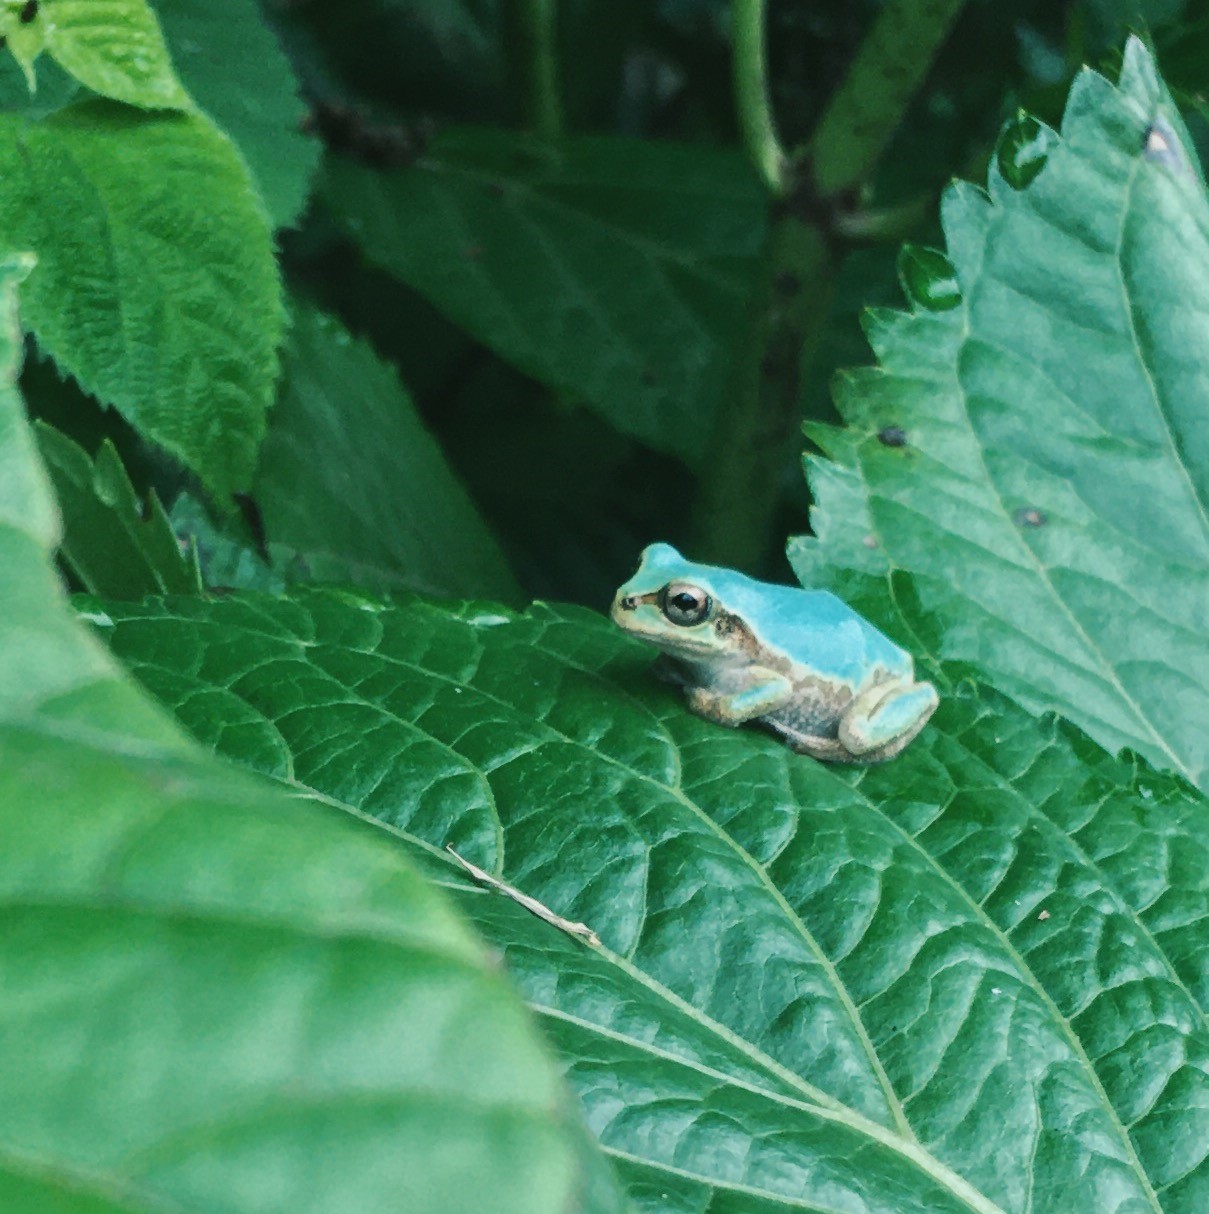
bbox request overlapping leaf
[0,253,605,1214]
[95,587,1209,1213]
[791,39,1209,793]
[151,0,318,227]
[0,101,283,500]
[323,130,765,465]
[1,0,188,106]
[247,302,520,600]
[36,422,202,598]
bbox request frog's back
[714,571,912,685]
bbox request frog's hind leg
[838,677,939,763]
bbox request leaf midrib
[950,289,1196,788]
[1115,132,1209,541]
[532,1001,1010,1214]
[597,1140,1004,1214]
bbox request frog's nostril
[621,596,637,611]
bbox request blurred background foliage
[21,0,1209,608]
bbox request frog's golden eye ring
[659,582,712,626]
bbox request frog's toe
[839,680,938,760]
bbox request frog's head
[611,543,747,659]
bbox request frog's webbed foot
[683,668,792,727]
[773,728,853,762]
[838,677,938,763]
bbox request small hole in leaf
[19,1,37,24]
[1013,506,1047,528]
[1143,119,1187,173]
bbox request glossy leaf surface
[0,251,605,1214]
[792,40,1209,792]
[96,587,1209,1214]
[323,130,764,465]
[0,102,283,500]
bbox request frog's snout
[611,593,638,622]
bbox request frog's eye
[660,582,711,626]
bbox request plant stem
[517,0,563,142]
[691,0,967,572]
[732,0,786,195]
[692,217,835,570]
[810,0,966,195]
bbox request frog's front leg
[838,675,938,762]
[683,667,793,726]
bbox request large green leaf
[0,257,609,1211]
[94,586,1209,1213]
[0,101,283,500]
[791,38,1209,793]
[151,0,319,228]
[0,0,188,107]
[322,130,765,465]
[248,301,520,600]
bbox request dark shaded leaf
[323,130,765,465]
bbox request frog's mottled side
[611,543,937,763]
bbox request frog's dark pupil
[660,583,710,625]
